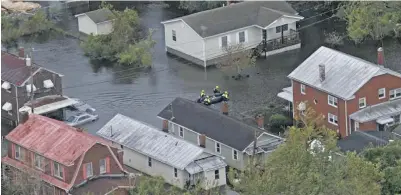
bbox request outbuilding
[75,8,115,35]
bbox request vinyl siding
[96,21,113,35]
[265,17,298,40]
[77,15,98,35]
[203,167,227,190]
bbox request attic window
[43,80,54,89]
[172,30,176,41]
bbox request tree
[342,1,401,43]
[229,107,383,195]
[178,1,224,13]
[362,140,401,195]
[217,44,256,79]
[2,166,45,195]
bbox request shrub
[269,114,292,133]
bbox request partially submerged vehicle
[65,112,98,127]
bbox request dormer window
[53,162,64,179]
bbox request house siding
[265,17,298,40]
[77,15,98,35]
[203,167,227,190]
[163,20,204,63]
[96,22,113,35]
[122,147,187,188]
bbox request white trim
[85,162,93,178]
[358,97,367,109]
[328,95,338,108]
[2,81,11,90]
[328,113,338,126]
[219,35,230,48]
[236,30,247,44]
[355,121,359,131]
[389,88,401,100]
[215,142,221,154]
[378,88,386,99]
[99,158,106,174]
[43,79,54,89]
[300,84,306,95]
[345,100,348,137]
[232,149,238,160]
[179,126,184,138]
[2,102,12,111]
[15,145,21,160]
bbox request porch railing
[257,29,301,52]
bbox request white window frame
[15,145,21,160]
[378,88,386,99]
[215,142,221,154]
[355,121,359,131]
[34,154,43,170]
[328,95,338,108]
[148,157,152,167]
[172,30,176,41]
[174,168,178,178]
[328,113,338,126]
[300,84,306,95]
[85,162,93,178]
[179,127,184,138]
[99,159,106,174]
[359,97,366,109]
[54,162,64,179]
[389,88,401,100]
[219,35,230,48]
[237,31,247,44]
[232,149,238,160]
[214,170,220,180]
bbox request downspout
[15,85,19,124]
[345,100,348,137]
[203,38,207,80]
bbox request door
[355,122,359,131]
[262,29,267,41]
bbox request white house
[75,8,115,35]
[161,1,304,67]
[97,114,227,190]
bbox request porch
[254,29,301,58]
[277,86,293,113]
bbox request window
[172,30,176,41]
[276,25,288,33]
[174,168,178,178]
[215,142,221,153]
[220,36,228,48]
[276,26,281,33]
[85,162,93,178]
[238,31,245,43]
[214,170,220,180]
[390,88,401,99]
[148,157,152,167]
[179,127,184,137]
[34,154,43,170]
[262,29,267,40]
[300,84,306,94]
[328,95,338,107]
[233,149,238,160]
[15,145,21,160]
[99,159,106,174]
[54,162,64,179]
[78,115,90,122]
[359,97,366,108]
[378,88,386,99]
[282,24,288,31]
[328,113,338,126]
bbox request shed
[75,8,115,35]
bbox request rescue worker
[200,89,206,98]
[213,86,220,93]
[222,91,229,101]
[204,96,211,105]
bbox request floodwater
[5,2,401,135]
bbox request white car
[65,113,98,127]
[69,98,96,113]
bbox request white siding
[163,21,204,61]
[123,148,187,188]
[265,17,299,40]
[96,21,113,35]
[202,167,227,190]
[77,15,97,35]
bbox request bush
[269,114,292,134]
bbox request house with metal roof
[161,1,303,67]
[97,114,227,190]
[75,8,115,35]
[1,114,132,195]
[1,50,64,128]
[157,98,284,171]
[278,46,401,143]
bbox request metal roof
[5,114,109,166]
[349,99,401,123]
[1,52,40,86]
[162,1,300,38]
[97,114,210,170]
[288,46,401,100]
[79,8,115,24]
[185,156,226,175]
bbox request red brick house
[278,46,401,138]
[1,114,133,195]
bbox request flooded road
[10,2,401,134]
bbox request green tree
[362,140,401,195]
[217,44,256,79]
[178,1,224,13]
[342,1,401,43]
[230,107,382,195]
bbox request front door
[262,29,267,41]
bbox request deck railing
[257,29,301,52]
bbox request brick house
[278,46,401,138]
[1,50,63,127]
[1,114,132,195]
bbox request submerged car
[69,98,96,113]
[65,113,98,127]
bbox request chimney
[377,47,384,67]
[18,47,24,58]
[19,111,29,124]
[319,64,325,82]
[221,101,228,115]
[162,120,168,132]
[256,114,264,130]
[199,134,206,148]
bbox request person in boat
[204,96,211,105]
[200,89,206,98]
[222,91,229,101]
[213,86,220,93]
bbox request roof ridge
[259,6,291,15]
[321,46,379,69]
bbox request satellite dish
[297,102,306,111]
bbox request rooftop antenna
[170,103,175,121]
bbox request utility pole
[26,48,34,114]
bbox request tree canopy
[217,44,256,79]
[177,1,224,13]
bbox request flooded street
[9,2,401,134]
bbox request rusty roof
[5,114,107,166]
[1,52,40,86]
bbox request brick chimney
[221,102,228,115]
[377,47,384,67]
[256,114,264,130]
[18,47,25,58]
[162,120,168,132]
[199,134,206,148]
[19,111,29,124]
[319,64,325,82]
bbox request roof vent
[319,64,325,82]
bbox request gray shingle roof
[349,99,401,123]
[167,1,299,37]
[288,46,401,100]
[97,114,208,170]
[84,8,115,24]
[337,131,400,153]
[157,97,269,151]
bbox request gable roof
[5,114,111,166]
[337,130,400,153]
[97,114,217,170]
[162,1,300,38]
[77,8,115,24]
[288,46,401,100]
[158,97,269,151]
